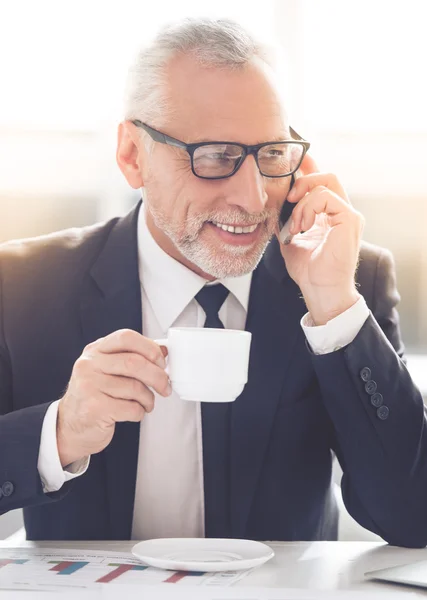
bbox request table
[407,354,427,400]
[2,539,427,595]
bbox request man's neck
[145,209,215,282]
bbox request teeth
[213,222,258,234]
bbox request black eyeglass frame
[131,119,310,180]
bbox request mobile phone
[278,200,295,230]
[278,174,296,244]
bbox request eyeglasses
[131,120,310,180]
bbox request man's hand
[57,329,171,467]
[278,156,364,325]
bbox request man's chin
[184,239,269,279]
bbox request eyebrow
[188,133,292,145]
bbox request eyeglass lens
[192,142,305,178]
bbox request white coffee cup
[156,327,252,403]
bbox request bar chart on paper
[0,548,249,591]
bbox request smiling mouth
[209,221,260,235]
[205,221,263,247]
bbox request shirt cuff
[37,400,90,493]
[301,296,370,355]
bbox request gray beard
[146,202,278,279]
[175,231,272,278]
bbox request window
[0,0,275,130]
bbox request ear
[299,153,320,176]
[116,121,146,189]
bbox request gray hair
[124,18,276,129]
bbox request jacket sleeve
[0,258,72,515]
[311,248,427,547]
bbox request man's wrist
[56,420,83,468]
[57,435,81,468]
[301,286,361,326]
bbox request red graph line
[96,564,134,583]
[165,571,189,584]
[165,571,206,583]
[49,561,74,572]
[0,560,14,569]
[0,559,28,569]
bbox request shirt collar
[137,207,252,332]
[219,273,252,314]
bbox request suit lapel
[79,201,142,540]
[230,238,307,538]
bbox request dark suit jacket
[1,201,427,546]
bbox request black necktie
[195,284,231,538]
[195,284,229,329]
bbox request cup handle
[154,338,170,375]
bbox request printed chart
[0,548,250,592]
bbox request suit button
[365,380,378,395]
[377,405,390,420]
[2,482,14,497]
[371,392,384,408]
[360,367,372,382]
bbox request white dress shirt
[37,207,369,539]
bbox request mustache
[186,207,279,230]
[179,207,279,245]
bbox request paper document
[0,547,250,592]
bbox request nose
[225,154,268,214]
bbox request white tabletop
[2,539,427,595]
[407,354,427,398]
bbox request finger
[95,329,166,369]
[290,186,358,235]
[93,352,171,397]
[99,374,157,411]
[288,172,349,205]
[107,397,147,423]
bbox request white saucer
[132,538,274,572]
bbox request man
[1,18,426,546]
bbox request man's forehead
[165,55,289,144]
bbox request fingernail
[290,219,295,233]
[288,187,296,199]
[167,382,173,395]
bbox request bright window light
[0,0,275,131]
[300,0,427,132]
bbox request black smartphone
[278,199,295,231]
[278,174,296,243]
